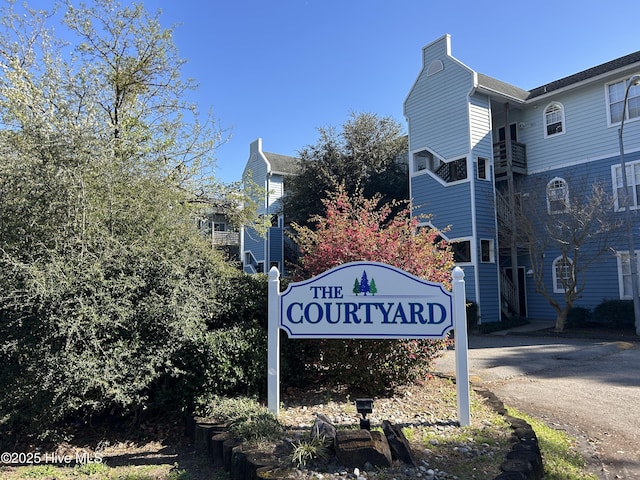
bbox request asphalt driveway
[434,328,640,479]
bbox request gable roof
[264,151,300,175]
[476,49,640,103]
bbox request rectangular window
[477,157,489,180]
[452,240,471,263]
[619,252,640,299]
[413,151,429,172]
[480,239,494,263]
[612,160,640,211]
[608,78,640,124]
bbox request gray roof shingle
[527,50,640,99]
[264,151,300,175]
[476,49,640,102]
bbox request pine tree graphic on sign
[359,271,370,296]
[352,278,360,296]
[369,278,377,296]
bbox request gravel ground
[272,375,512,480]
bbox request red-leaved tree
[293,188,454,285]
[283,188,455,394]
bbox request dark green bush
[592,300,634,327]
[0,241,246,435]
[566,307,591,328]
[210,273,269,329]
[282,337,450,395]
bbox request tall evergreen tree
[282,112,408,227]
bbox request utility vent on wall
[427,59,444,76]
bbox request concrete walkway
[485,319,555,335]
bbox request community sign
[267,261,471,425]
[279,262,453,339]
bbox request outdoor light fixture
[355,398,374,430]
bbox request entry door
[505,266,527,318]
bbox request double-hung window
[612,160,640,211]
[618,252,640,299]
[608,77,640,124]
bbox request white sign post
[267,261,470,426]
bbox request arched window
[553,256,573,293]
[544,102,565,137]
[546,177,569,214]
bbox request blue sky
[142,0,640,184]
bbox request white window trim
[552,256,573,293]
[452,237,473,266]
[410,148,470,186]
[543,102,566,138]
[477,157,490,181]
[480,238,495,263]
[546,177,570,214]
[606,75,640,127]
[411,147,443,176]
[617,251,640,299]
[611,160,640,212]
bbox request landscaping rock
[310,413,336,444]
[500,458,535,479]
[382,420,417,466]
[211,431,232,466]
[194,422,227,454]
[334,429,392,468]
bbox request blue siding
[405,35,640,324]
[519,152,640,318]
[243,226,266,273]
[405,35,474,160]
[473,172,500,322]
[520,83,640,175]
[411,174,473,238]
[268,227,283,269]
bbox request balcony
[212,231,240,245]
[493,140,527,178]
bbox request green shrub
[0,241,248,436]
[566,307,590,328]
[282,337,450,395]
[592,300,634,327]
[155,324,268,413]
[210,273,270,329]
[195,396,282,441]
[289,436,331,468]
